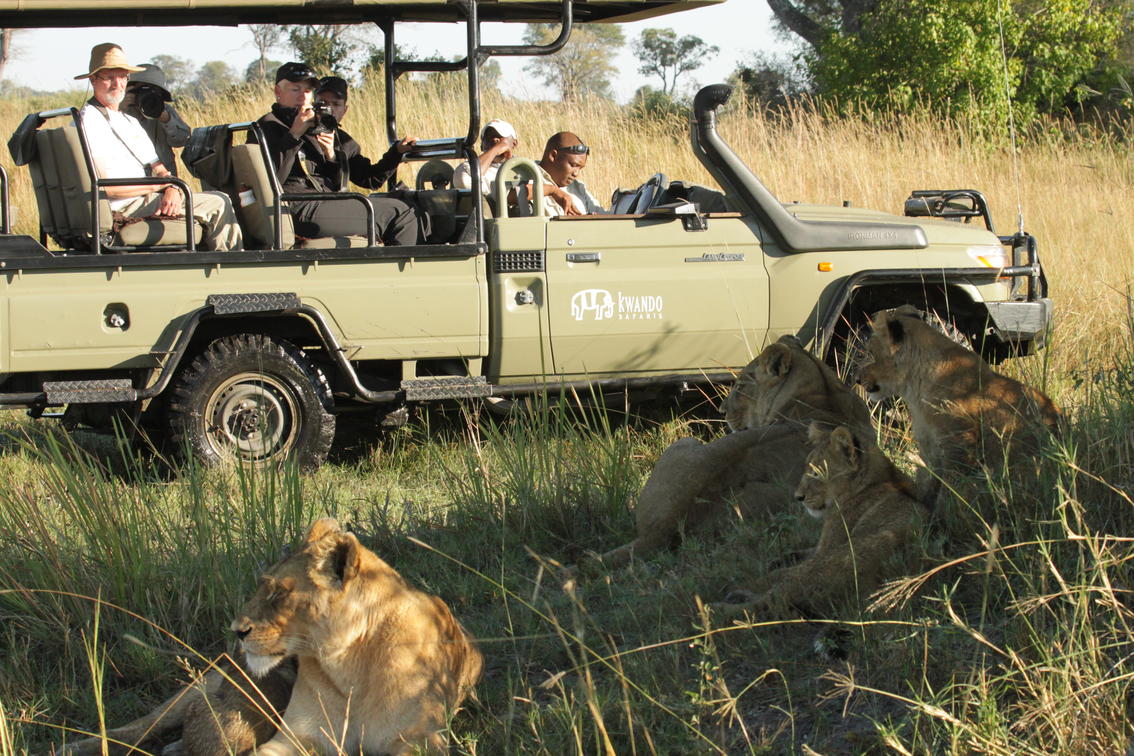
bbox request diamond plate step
[401,376,491,401]
[43,379,136,404]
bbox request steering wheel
[628,172,669,214]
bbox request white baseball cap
[482,119,517,141]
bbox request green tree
[149,54,195,94]
[245,58,282,84]
[810,0,1124,121]
[287,25,357,73]
[192,61,238,97]
[766,0,880,49]
[247,24,285,82]
[522,23,624,102]
[730,51,811,109]
[633,28,718,96]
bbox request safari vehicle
[0,0,1051,470]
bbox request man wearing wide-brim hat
[76,43,242,250]
[123,63,191,178]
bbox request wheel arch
[820,275,995,363]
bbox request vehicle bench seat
[30,123,201,252]
[229,142,370,249]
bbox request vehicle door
[543,214,770,379]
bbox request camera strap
[87,99,158,175]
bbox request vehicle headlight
[967,244,1009,270]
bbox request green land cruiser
[0,0,1051,469]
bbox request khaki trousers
[117,190,243,251]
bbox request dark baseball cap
[275,62,319,85]
[316,76,349,102]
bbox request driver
[529,131,605,216]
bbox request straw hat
[74,43,145,80]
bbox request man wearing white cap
[453,118,518,194]
[76,43,242,251]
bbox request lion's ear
[762,343,793,377]
[807,421,830,444]
[324,533,363,587]
[830,426,860,466]
[776,334,803,349]
[303,518,342,545]
[885,315,905,347]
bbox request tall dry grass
[2,76,1130,374]
[3,79,1134,754]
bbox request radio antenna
[996,0,1025,234]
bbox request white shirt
[453,160,502,194]
[79,103,159,210]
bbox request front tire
[167,333,335,471]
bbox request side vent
[493,249,545,274]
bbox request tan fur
[857,305,1061,504]
[718,422,924,617]
[63,656,296,756]
[231,518,483,756]
[579,336,873,573]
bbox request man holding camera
[122,63,190,177]
[253,63,418,246]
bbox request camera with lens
[311,101,338,135]
[131,84,167,120]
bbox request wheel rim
[203,372,300,464]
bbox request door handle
[566,252,601,263]
[515,290,535,305]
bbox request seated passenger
[252,64,419,245]
[123,63,191,177]
[453,119,518,194]
[76,43,242,251]
[518,132,605,217]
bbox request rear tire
[167,333,335,471]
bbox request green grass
[2,342,1134,755]
[2,81,1134,752]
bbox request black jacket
[253,114,405,195]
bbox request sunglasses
[282,68,316,82]
[557,143,590,155]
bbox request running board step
[401,376,491,401]
[43,379,136,404]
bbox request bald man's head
[540,131,590,187]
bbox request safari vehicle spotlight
[0,0,1050,470]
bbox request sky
[2,2,789,103]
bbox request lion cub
[857,305,1061,506]
[65,519,482,756]
[719,422,924,617]
[578,336,873,573]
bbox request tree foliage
[804,0,1124,121]
[192,61,238,97]
[287,25,357,74]
[522,23,624,102]
[632,28,718,95]
[247,24,285,82]
[730,51,811,109]
[149,55,195,94]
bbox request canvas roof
[0,0,725,28]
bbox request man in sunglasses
[533,131,604,216]
[252,63,419,245]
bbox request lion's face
[795,423,862,519]
[723,337,808,431]
[231,519,362,678]
[857,308,920,401]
